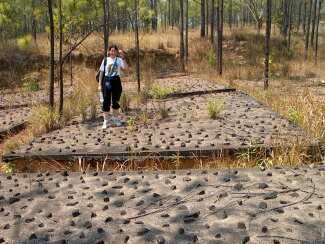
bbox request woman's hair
[108,44,119,51]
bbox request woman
[98,45,129,129]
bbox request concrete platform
[0,165,325,243]
[2,90,317,162]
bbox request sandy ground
[0,165,325,243]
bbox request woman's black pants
[101,76,122,112]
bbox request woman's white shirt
[99,57,126,77]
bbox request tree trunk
[303,0,307,35]
[59,0,64,114]
[314,0,323,64]
[103,0,109,56]
[211,0,215,43]
[150,0,158,31]
[304,0,312,61]
[179,0,185,72]
[264,0,272,90]
[228,0,233,29]
[135,0,141,92]
[48,0,55,108]
[31,0,37,45]
[70,50,73,86]
[201,0,206,37]
[206,0,209,36]
[185,0,189,62]
[217,0,223,76]
[168,0,171,26]
[288,0,293,50]
[298,0,303,32]
[310,0,318,48]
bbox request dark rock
[72,210,81,217]
[242,236,250,244]
[84,221,92,229]
[8,197,20,205]
[262,226,268,233]
[157,236,166,244]
[136,227,150,236]
[216,210,228,219]
[237,222,246,230]
[97,228,105,234]
[233,183,243,191]
[29,234,37,240]
[258,182,269,189]
[258,202,268,209]
[264,191,278,200]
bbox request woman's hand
[119,49,125,59]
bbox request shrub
[288,107,302,125]
[127,117,136,131]
[89,98,98,121]
[3,139,21,154]
[207,99,224,119]
[22,73,40,92]
[158,102,169,119]
[17,35,32,50]
[3,163,15,174]
[29,105,60,135]
[158,42,165,50]
[120,92,131,112]
[148,84,175,99]
[138,111,150,125]
[207,48,216,67]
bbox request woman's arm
[98,71,104,91]
[119,50,129,72]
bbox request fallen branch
[256,180,315,216]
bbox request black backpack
[96,57,107,83]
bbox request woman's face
[109,47,117,58]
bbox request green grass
[207,99,224,119]
[148,84,175,99]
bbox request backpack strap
[107,57,119,78]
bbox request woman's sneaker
[112,117,123,127]
[102,120,108,129]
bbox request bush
[120,92,131,112]
[127,117,136,131]
[3,139,21,154]
[29,105,60,135]
[148,84,175,99]
[22,73,40,92]
[17,35,32,50]
[207,48,216,67]
[158,102,169,119]
[207,99,224,119]
[288,107,302,125]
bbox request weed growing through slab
[1,163,15,174]
[138,111,150,125]
[207,48,216,67]
[3,138,21,154]
[207,99,224,119]
[158,103,169,119]
[17,35,32,50]
[23,73,41,92]
[29,105,60,135]
[89,97,98,121]
[127,117,136,132]
[148,84,175,99]
[288,107,302,125]
[120,92,131,112]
